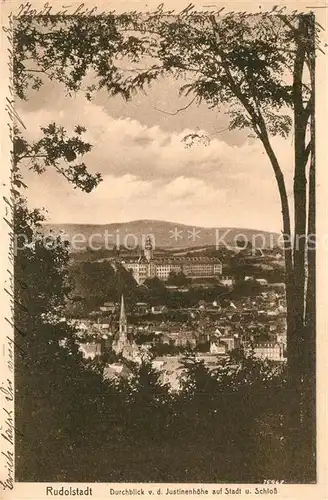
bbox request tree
[68,260,137,314]
[178,349,288,482]
[14,199,113,480]
[13,123,101,193]
[12,97,106,479]
[167,270,189,286]
[12,6,320,480]
[143,276,168,305]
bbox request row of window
[124,263,222,271]
[124,263,223,280]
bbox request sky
[17,60,294,233]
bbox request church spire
[119,294,127,335]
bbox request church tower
[119,294,128,336]
[113,294,144,363]
[144,235,153,262]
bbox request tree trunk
[302,137,316,482]
[286,17,308,481]
[303,12,316,482]
[287,14,315,482]
[217,14,314,481]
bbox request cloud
[22,95,293,181]
[19,95,293,231]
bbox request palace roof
[121,255,222,265]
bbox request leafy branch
[13,123,102,194]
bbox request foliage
[13,9,316,139]
[13,57,103,482]
[14,199,111,481]
[13,123,102,193]
[43,352,287,483]
[13,13,148,100]
[175,349,287,481]
[167,270,190,286]
[150,342,189,356]
[142,276,169,305]
[67,260,137,316]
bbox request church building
[112,295,141,362]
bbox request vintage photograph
[5,0,320,486]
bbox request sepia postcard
[0,0,327,498]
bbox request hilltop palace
[121,236,223,285]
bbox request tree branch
[304,140,312,164]
[303,95,313,125]
[152,95,198,115]
[24,68,49,73]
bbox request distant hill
[43,219,280,251]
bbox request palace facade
[121,236,223,285]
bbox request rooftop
[121,256,222,264]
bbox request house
[69,319,90,332]
[219,276,235,287]
[160,334,172,345]
[267,283,286,292]
[276,333,287,345]
[255,278,268,286]
[152,359,165,370]
[78,342,102,359]
[267,310,279,317]
[253,342,285,361]
[100,301,116,313]
[151,305,168,315]
[93,322,110,329]
[209,341,227,355]
[104,363,131,380]
[173,331,197,348]
[220,335,240,351]
[134,302,150,315]
[99,306,113,312]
